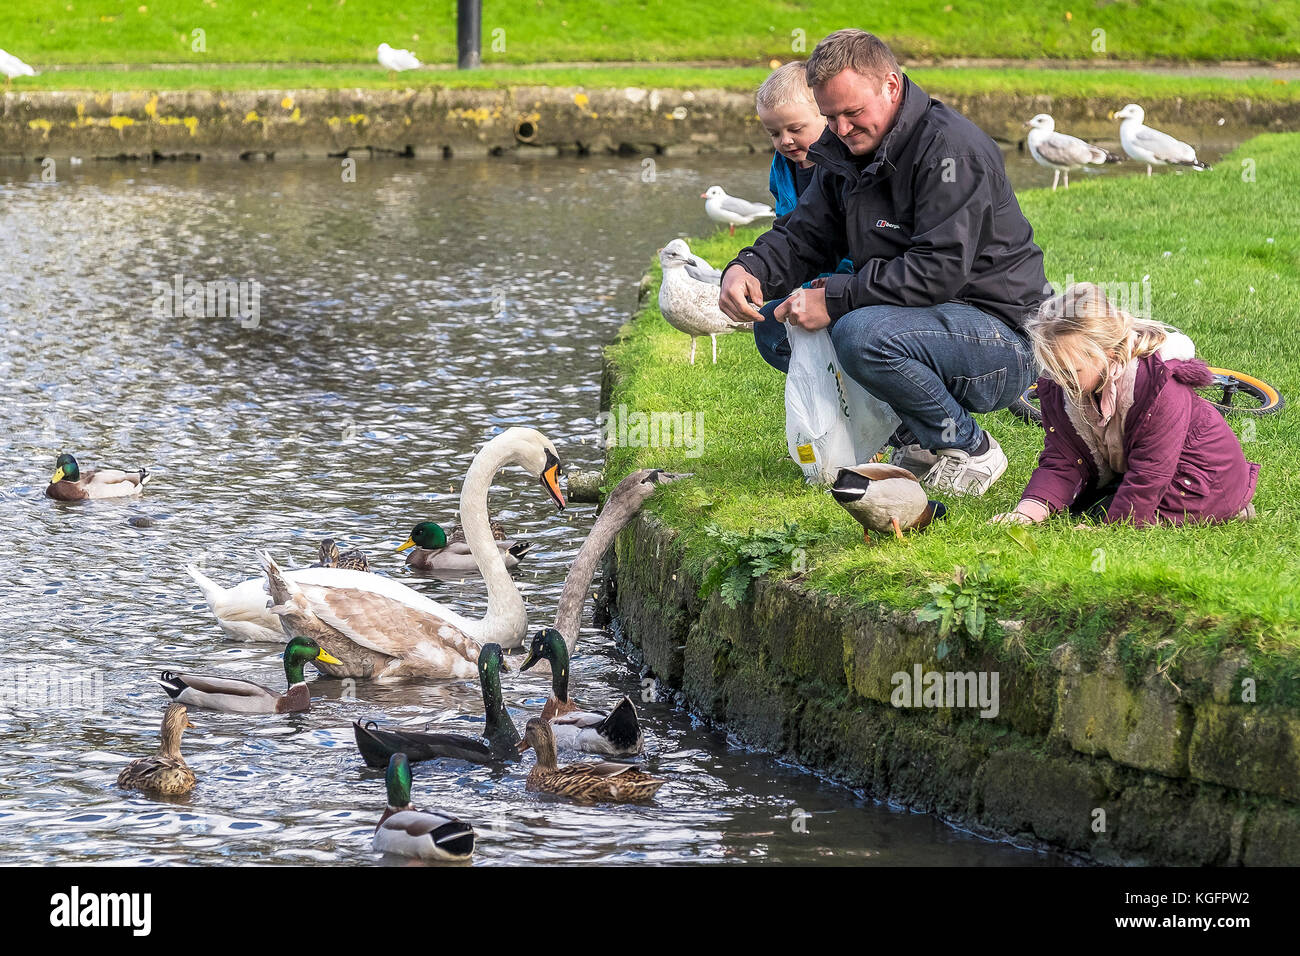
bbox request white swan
[256,427,565,682]
[188,562,450,644]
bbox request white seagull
[0,49,37,91]
[701,185,775,236]
[377,43,421,78]
[1023,113,1122,190]
[1113,104,1210,177]
[657,238,749,365]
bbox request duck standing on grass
[373,753,476,862]
[46,453,149,500]
[517,718,665,804]
[155,636,341,714]
[520,628,644,756]
[118,703,196,797]
[830,463,947,542]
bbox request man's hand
[718,265,765,324]
[774,286,831,332]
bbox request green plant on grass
[917,553,1002,660]
[699,522,807,609]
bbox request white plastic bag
[784,323,901,484]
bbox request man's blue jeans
[753,297,1036,454]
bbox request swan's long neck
[553,496,639,651]
[460,438,527,629]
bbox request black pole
[457,0,482,69]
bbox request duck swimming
[46,453,149,500]
[398,519,531,574]
[117,703,196,796]
[155,636,341,713]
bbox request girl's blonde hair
[1027,282,1179,406]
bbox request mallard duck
[521,628,643,756]
[830,463,948,542]
[117,703,196,796]
[398,520,531,573]
[155,636,341,713]
[353,643,521,767]
[45,453,149,500]
[373,753,476,862]
[517,718,665,804]
[317,538,371,572]
[257,428,565,682]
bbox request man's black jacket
[726,76,1050,331]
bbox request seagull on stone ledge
[0,49,37,91]
[377,43,421,79]
[1024,113,1122,190]
[701,185,775,236]
[657,238,750,365]
[1113,104,1211,177]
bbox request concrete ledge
[3,85,1296,160]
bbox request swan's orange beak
[540,450,565,511]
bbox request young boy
[757,61,827,217]
[750,61,855,370]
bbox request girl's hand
[989,511,1033,526]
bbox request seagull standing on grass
[0,49,37,91]
[377,43,420,79]
[1113,104,1211,177]
[657,238,750,365]
[701,185,775,236]
[1023,113,1122,190]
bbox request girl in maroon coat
[991,283,1259,527]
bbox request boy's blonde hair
[1027,282,1178,406]
[756,61,817,113]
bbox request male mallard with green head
[517,718,665,804]
[353,642,522,767]
[520,628,643,756]
[397,520,531,573]
[46,453,149,500]
[118,703,196,796]
[155,636,341,714]
[373,752,476,861]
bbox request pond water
[0,142,1199,865]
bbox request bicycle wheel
[1202,368,1285,417]
[1009,381,1043,425]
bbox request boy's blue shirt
[767,152,854,278]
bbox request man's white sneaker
[923,434,1008,496]
[889,443,940,479]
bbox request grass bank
[604,133,1300,706]
[4,1,1298,65]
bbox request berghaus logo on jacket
[875,219,902,230]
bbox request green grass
[11,64,1300,105]
[2,0,1298,67]
[606,133,1300,704]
